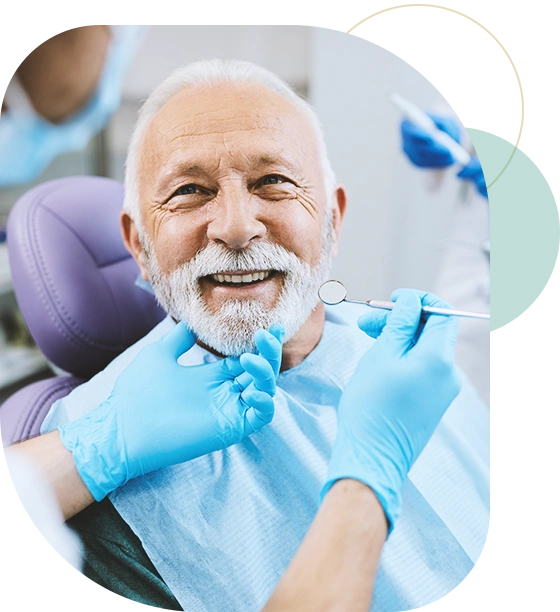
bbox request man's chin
[186,307,272,358]
[194,338,236,359]
[192,338,257,358]
[194,331,259,358]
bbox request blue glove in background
[321,289,461,534]
[457,156,488,198]
[401,114,461,168]
[60,322,284,501]
[401,114,488,198]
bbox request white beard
[141,215,335,356]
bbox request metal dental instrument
[318,280,490,320]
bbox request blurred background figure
[0,25,144,188]
[400,113,490,405]
[0,25,143,406]
[307,28,489,404]
[0,26,143,575]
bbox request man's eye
[260,175,285,186]
[174,184,199,196]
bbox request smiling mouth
[202,269,279,287]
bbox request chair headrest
[1,376,83,447]
[7,176,165,378]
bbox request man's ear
[120,210,150,281]
[330,184,348,258]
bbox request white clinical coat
[435,183,490,406]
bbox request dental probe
[388,92,472,167]
[319,280,490,321]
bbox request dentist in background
[400,113,490,406]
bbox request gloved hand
[401,115,488,198]
[59,322,284,501]
[401,114,461,168]
[321,289,461,533]
[457,156,488,198]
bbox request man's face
[125,82,345,355]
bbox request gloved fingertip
[388,289,423,322]
[244,392,275,427]
[357,310,391,339]
[254,332,282,361]
[253,328,280,349]
[239,352,257,368]
[235,370,252,390]
[390,288,428,302]
[176,320,195,337]
[429,114,461,143]
[457,157,481,177]
[243,379,270,399]
[357,312,371,329]
[457,167,473,179]
[400,119,418,135]
[253,329,271,344]
[240,353,276,389]
[161,320,196,358]
[357,311,380,328]
[268,323,285,344]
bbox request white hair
[123,58,337,229]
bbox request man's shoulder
[41,317,176,431]
[323,302,376,355]
[108,315,177,371]
[324,301,373,327]
[84,315,176,383]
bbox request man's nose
[207,189,266,250]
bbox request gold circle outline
[346,4,524,189]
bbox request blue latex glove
[401,114,461,168]
[457,156,488,198]
[321,289,461,533]
[401,114,488,198]
[59,322,284,501]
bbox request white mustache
[188,242,304,279]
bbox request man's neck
[191,303,326,372]
[280,303,325,371]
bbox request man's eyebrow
[154,154,304,197]
[163,162,207,178]
[154,162,208,196]
[252,154,302,175]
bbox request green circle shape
[466,129,559,331]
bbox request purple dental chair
[0,176,165,446]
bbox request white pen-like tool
[319,280,490,320]
[389,92,472,167]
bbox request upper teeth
[211,271,271,284]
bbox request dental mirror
[318,280,490,320]
[318,280,347,305]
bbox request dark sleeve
[66,497,183,611]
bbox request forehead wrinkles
[141,83,318,164]
[165,110,282,142]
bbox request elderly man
[9,59,489,611]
